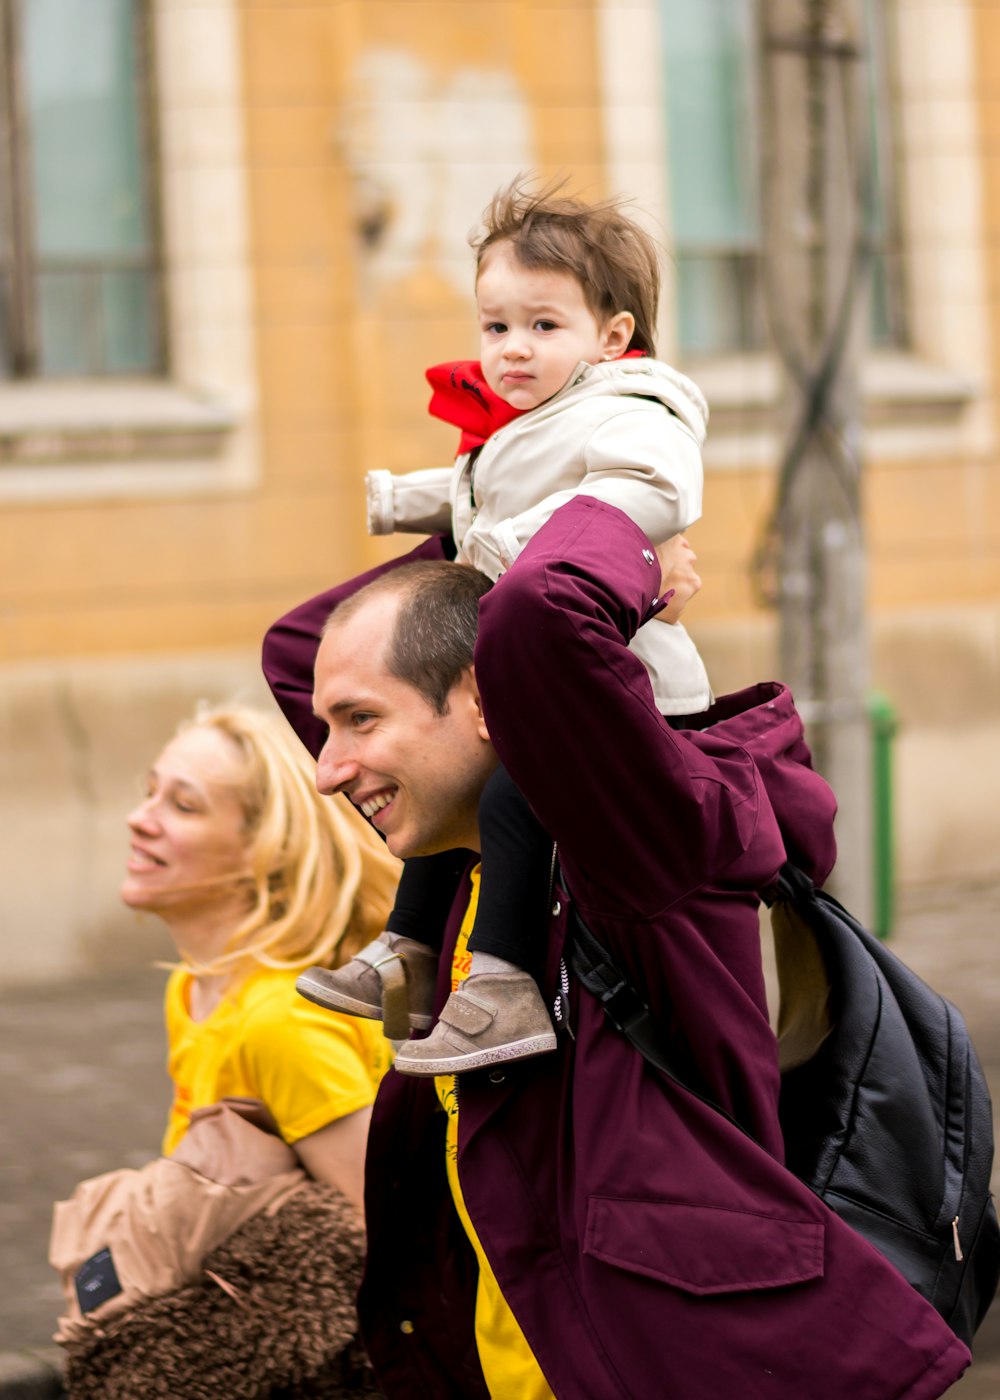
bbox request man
[263,497,969,1399]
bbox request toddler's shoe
[296,931,437,1041]
[393,971,556,1076]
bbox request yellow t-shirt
[435,867,555,1400]
[162,963,392,1155]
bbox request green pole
[868,692,898,940]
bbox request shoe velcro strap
[355,942,410,1041]
[437,987,495,1036]
[355,941,401,972]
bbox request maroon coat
[263,499,970,1399]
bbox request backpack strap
[760,860,816,908]
[568,906,757,1144]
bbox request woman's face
[121,725,252,919]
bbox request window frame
[0,0,258,505]
[0,0,31,374]
[596,0,986,467]
[658,0,907,359]
[0,0,166,380]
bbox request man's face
[312,593,498,859]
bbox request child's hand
[653,535,701,623]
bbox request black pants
[385,764,552,977]
[385,719,691,975]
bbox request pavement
[1,882,998,1397]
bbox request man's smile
[356,788,397,821]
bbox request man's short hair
[324,561,493,714]
[470,176,661,357]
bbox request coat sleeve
[474,497,768,916]
[461,404,703,575]
[261,535,455,759]
[366,466,454,537]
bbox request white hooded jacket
[366,357,713,713]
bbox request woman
[58,702,400,1398]
[120,701,400,1211]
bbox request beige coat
[49,1099,306,1343]
[366,357,713,712]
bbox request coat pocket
[584,1196,825,1296]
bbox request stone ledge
[0,379,256,504]
[0,380,236,468]
[687,350,979,469]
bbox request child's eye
[534,319,558,332]
[485,321,507,335]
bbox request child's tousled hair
[471,176,661,356]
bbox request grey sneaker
[393,971,557,1076]
[296,931,438,1041]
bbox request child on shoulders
[298,177,712,1075]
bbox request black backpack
[569,861,1000,1347]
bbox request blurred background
[1,0,999,1380]
[0,0,997,986]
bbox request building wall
[2,0,999,984]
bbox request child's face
[476,243,634,411]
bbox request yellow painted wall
[0,0,606,663]
[3,0,1000,659]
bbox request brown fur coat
[61,1182,380,1399]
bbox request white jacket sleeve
[463,408,704,573]
[365,467,454,537]
[629,620,713,715]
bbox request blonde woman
[120,702,401,1214]
[52,703,397,1398]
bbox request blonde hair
[174,703,400,981]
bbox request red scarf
[426,353,646,455]
[426,361,523,455]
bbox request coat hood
[684,681,838,887]
[554,356,710,446]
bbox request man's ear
[603,310,635,358]
[461,666,491,741]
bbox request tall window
[0,0,162,379]
[659,0,905,356]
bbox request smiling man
[311,566,497,861]
[262,498,970,1400]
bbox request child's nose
[503,330,531,358]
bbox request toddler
[298,178,711,1075]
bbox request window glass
[0,277,11,375]
[675,256,750,357]
[36,271,94,376]
[2,0,161,377]
[661,0,758,248]
[23,0,149,258]
[103,268,157,373]
[660,0,759,354]
[863,0,905,347]
[660,0,903,356]
[0,10,15,375]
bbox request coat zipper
[549,844,575,1040]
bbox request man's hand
[652,535,701,624]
